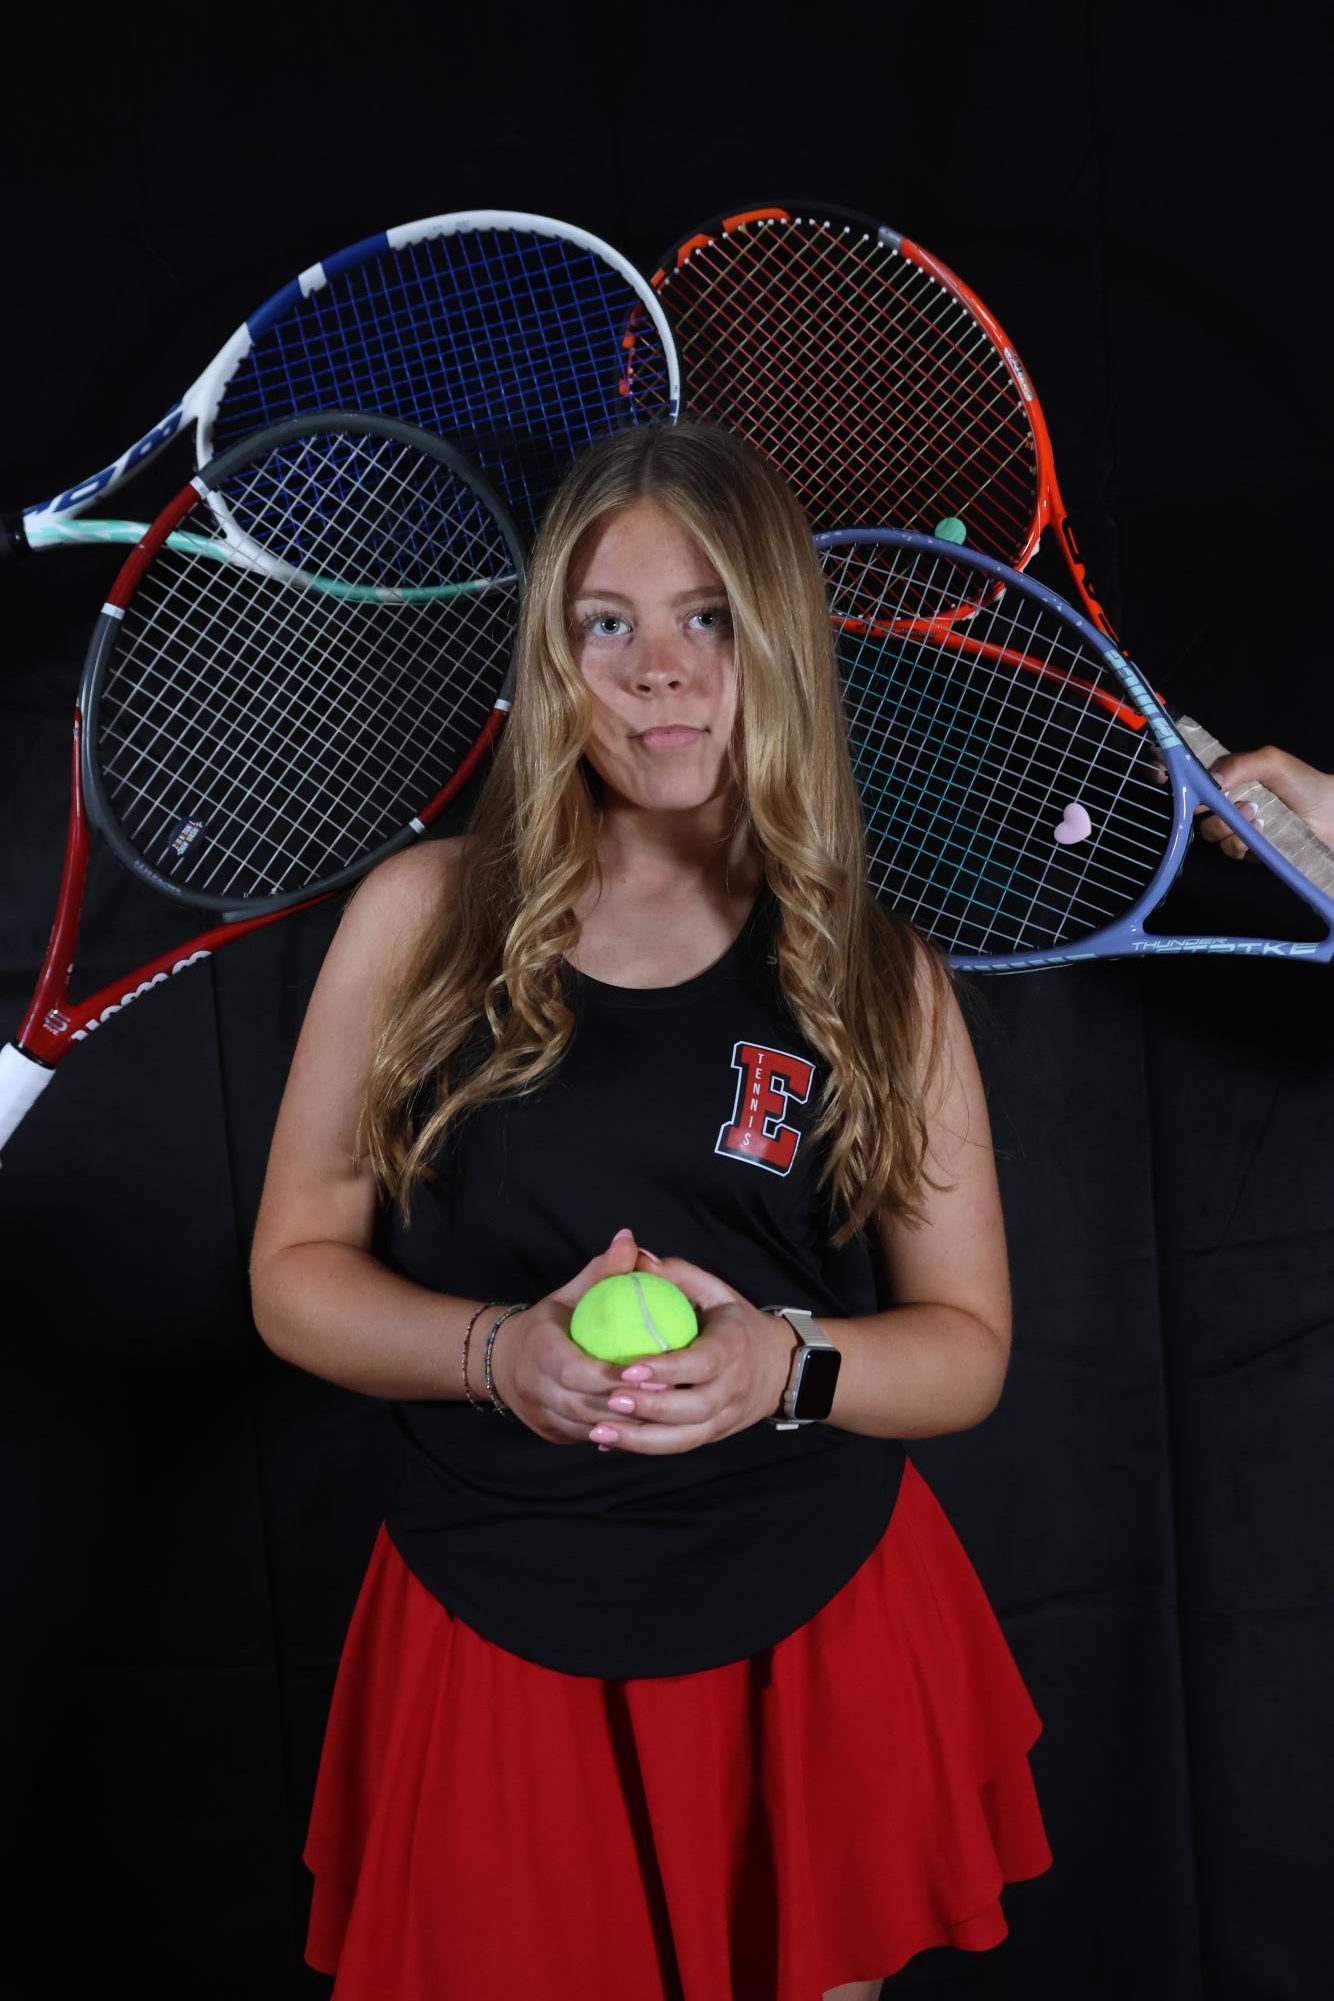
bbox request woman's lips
[634,726,705,749]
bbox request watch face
[792,1345,841,1421]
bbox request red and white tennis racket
[0,412,526,1158]
[651,200,1113,629]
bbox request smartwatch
[763,1307,841,1429]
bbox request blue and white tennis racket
[816,529,1334,970]
[6,209,678,555]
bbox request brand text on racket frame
[54,949,212,1041]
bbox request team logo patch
[715,1040,815,1176]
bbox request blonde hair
[363,421,950,1243]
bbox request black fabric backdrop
[2,6,1331,1997]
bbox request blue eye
[690,606,731,631]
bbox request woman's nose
[632,635,686,689]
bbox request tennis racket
[657,200,1324,859]
[650,200,1111,625]
[0,412,526,1156]
[9,209,678,554]
[816,530,1334,970]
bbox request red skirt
[304,1457,1052,1999]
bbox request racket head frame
[19,208,681,545]
[654,204,1041,534]
[654,198,1117,638]
[816,527,1334,969]
[77,411,528,919]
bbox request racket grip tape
[1177,715,1334,897]
[0,1042,55,1158]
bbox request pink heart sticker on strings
[1052,802,1092,846]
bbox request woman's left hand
[587,1252,796,1454]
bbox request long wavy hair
[362,420,951,1244]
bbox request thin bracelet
[462,1300,499,1410]
[483,1302,529,1418]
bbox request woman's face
[569,500,740,820]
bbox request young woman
[250,421,1053,2000]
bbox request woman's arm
[819,970,1011,1440]
[582,962,1011,1455]
[249,839,490,1400]
[249,841,661,1432]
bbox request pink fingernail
[590,1424,618,1444]
[639,1248,663,1264]
[636,1381,668,1393]
[609,1395,636,1413]
[621,1365,652,1382]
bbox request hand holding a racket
[1194,746,1334,862]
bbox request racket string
[211,227,674,539]
[740,226,1030,539]
[821,540,1174,955]
[105,588,501,896]
[218,428,514,590]
[108,568,507,891]
[106,590,507,896]
[108,565,506,893]
[95,430,521,901]
[848,668,1153,945]
[659,217,1038,549]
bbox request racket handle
[1177,715,1334,897]
[1,515,32,559]
[0,1042,55,1158]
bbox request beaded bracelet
[460,1296,500,1408]
[461,1300,500,1410]
[483,1302,529,1418]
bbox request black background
[2,5,1332,1997]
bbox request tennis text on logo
[716,1041,815,1176]
[68,949,212,1040]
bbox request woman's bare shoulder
[338,835,471,965]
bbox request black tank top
[382,892,907,1677]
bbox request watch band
[763,1306,838,1429]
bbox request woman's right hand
[486,1227,655,1444]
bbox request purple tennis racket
[817,530,1334,970]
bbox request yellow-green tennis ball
[935,515,968,544]
[569,1272,698,1364]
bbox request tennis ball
[935,515,968,544]
[569,1272,698,1364]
